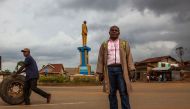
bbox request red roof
[139,56,178,63]
[39,64,64,74]
[49,64,64,72]
[184,61,190,66]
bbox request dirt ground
[0,83,190,109]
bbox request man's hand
[11,72,17,78]
[130,70,136,76]
[97,72,104,82]
[129,70,136,82]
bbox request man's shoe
[24,99,30,105]
[47,94,51,103]
[25,102,31,105]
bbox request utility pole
[176,47,184,67]
[0,56,1,71]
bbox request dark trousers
[24,78,49,103]
[108,66,131,109]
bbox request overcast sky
[0,0,190,71]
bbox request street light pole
[176,47,184,67]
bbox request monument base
[78,64,91,75]
[77,46,91,75]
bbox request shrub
[72,76,98,83]
[39,75,101,86]
[39,75,70,83]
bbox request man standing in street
[96,26,135,109]
[82,20,88,46]
[13,48,51,105]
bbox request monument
[77,21,91,75]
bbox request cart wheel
[0,75,29,105]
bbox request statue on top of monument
[82,20,88,46]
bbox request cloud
[133,41,178,61]
[0,0,190,71]
[56,0,127,11]
[129,0,190,22]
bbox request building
[64,68,79,76]
[135,56,179,81]
[182,61,190,79]
[184,61,190,69]
[39,64,67,76]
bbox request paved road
[0,83,190,109]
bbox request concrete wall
[172,71,181,80]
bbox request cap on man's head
[21,48,30,52]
